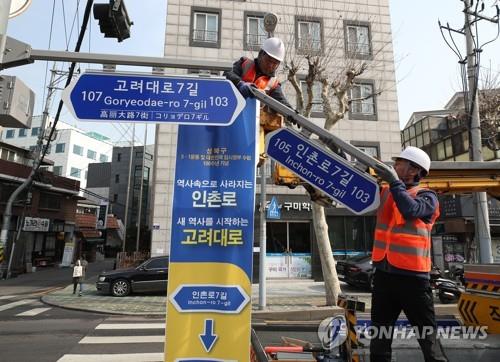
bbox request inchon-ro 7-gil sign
[62,71,245,126]
[265,128,380,214]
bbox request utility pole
[122,123,135,252]
[136,125,147,251]
[464,0,494,263]
[1,64,58,278]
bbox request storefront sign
[23,217,49,232]
[165,100,257,361]
[60,239,75,267]
[96,201,108,229]
[266,253,312,278]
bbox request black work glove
[286,109,301,128]
[237,81,256,98]
[373,164,399,184]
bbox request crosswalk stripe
[79,336,164,344]
[0,295,16,300]
[57,353,163,361]
[16,307,51,316]
[0,299,34,312]
[96,323,165,330]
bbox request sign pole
[258,158,267,309]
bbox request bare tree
[277,4,392,306]
[479,68,500,151]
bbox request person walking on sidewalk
[371,147,448,362]
[72,256,88,296]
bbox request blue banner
[166,99,258,361]
[169,100,257,278]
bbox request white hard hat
[393,146,431,175]
[261,37,285,62]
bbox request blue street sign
[170,284,250,314]
[267,196,281,219]
[265,128,380,214]
[62,72,245,126]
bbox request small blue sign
[62,72,245,126]
[170,284,250,314]
[267,196,281,219]
[265,128,380,215]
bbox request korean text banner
[165,99,258,362]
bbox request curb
[41,296,164,317]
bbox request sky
[3,0,500,142]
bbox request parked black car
[96,256,169,297]
[336,254,373,291]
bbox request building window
[113,194,118,202]
[244,12,266,50]
[99,154,108,162]
[115,174,120,183]
[299,79,323,116]
[53,166,62,176]
[55,143,65,153]
[190,7,221,48]
[31,127,40,136]
[349,141,380,162]
[87,149,97,160]
[39,192,61,210]
[349,80,377,121]
[5,129,15,138]
[1,149,16,161]
[296,17,323,54]
[18,129,27,137]
[344,21,372,59]
[70,167,81,178]
[117,153,122,162]
[187,68,221,76]
[73,144,84,156]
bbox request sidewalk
[40,275,460,322]
[0,258,114,296]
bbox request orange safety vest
[241,58,279,93]
[372,185,439,272]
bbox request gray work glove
[374,164,399,184]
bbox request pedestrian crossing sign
[267,197,281,219]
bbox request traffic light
[93,0,133,42]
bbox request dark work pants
[370,269,448,362]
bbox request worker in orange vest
[371,147,448,362]
[224,37,292,109]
